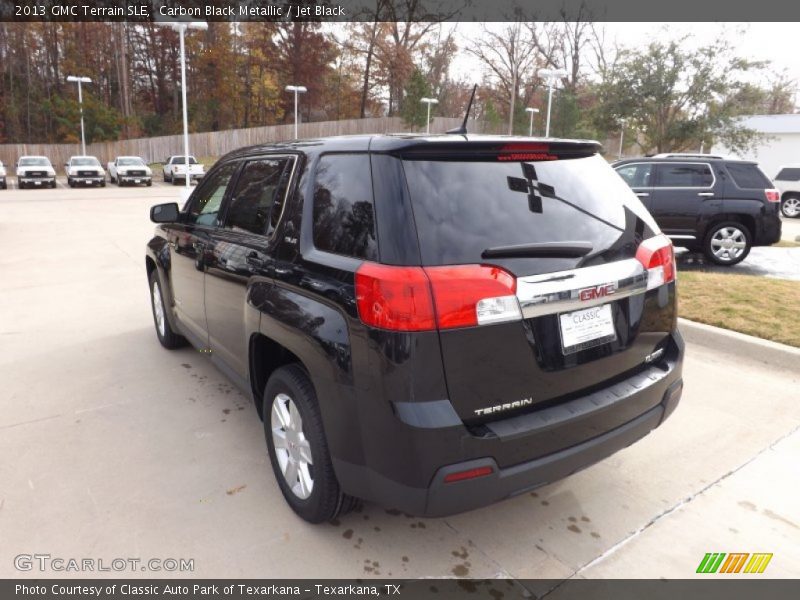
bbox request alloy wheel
[271,393,314,499]
[710,226,747,262]
[782,197,800,218]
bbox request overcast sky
[449,22,800,105]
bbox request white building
[712,114,800,179]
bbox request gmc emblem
[579,283,616,301]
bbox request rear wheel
[148,270,186,349]
[704,222,751,266]
[781,195,800,218]
[263,365,358,523]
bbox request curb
[678,318,800,373]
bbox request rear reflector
[765,189,780,202]
[443,466,494,483]
[355,263,521,332]
[635,234,676,290]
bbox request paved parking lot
[1,185,798,581]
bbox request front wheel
[148,270,186,349]
[704,222,751,266]
[263,365,358,523]
[781,195,800,218]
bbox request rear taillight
[355,263,521,332]
[765,189,780,202]
[636,234,676,290]
[354,263,435,331]
[426,265,520,328]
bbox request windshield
[71,157,101,166]
[20,158,50,167]
[172,156,197,164]
[402,154,658,266]
[118,158,145,166]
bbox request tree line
[0,17,794,154]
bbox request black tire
[101,180,106,187]
[50,180,56,189]
[781,194,800,219]
[148,270,186,349]
[164,172,172,183]
[703,221,752,266]
[18,181,25,190]
[146,180,152,187]
[263,364,358,523]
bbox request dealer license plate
[558,303,616,355]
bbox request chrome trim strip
[667,234,697,240]
[516,258,648,319]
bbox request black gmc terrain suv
[613,156,781,265]
[146,135,684,523]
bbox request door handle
[698,192,714,197]
[635,192,649,197]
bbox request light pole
[537,68,568,138]
[525,107,540,136]
[66,76,91,155]
[618,120,627,160]
[420,98,438,134]
[156,21,208,190]
[285,85,307,139]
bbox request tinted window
[224,158,291,235]
[184,162,238,226]
[725,163,771,189]
[118,157,145,166]
[312,154,378,260]
[616,163,653,187]
[775,167,800,181]
[655,163,713,187]
[169,156,197,164]
[402,155,653,266]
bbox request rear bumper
[754,214,782,245]
[334,330,684,517]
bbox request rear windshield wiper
[481,241,593,259]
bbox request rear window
[312,154,378,261]
[775,167,800,182]
[725,163,772,189]
[402,154,645,266]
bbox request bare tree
[468,22,538,134]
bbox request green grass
[678,271,800,347]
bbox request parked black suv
[613,157,781,265]
[146,135,684,523]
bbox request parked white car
[65,156,106,188]
[162,155,205,185]
[0,161,6,189]
[773,165,800,218]
[17,156,56,189]
[108,156,153,187]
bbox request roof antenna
[447,84,477,135]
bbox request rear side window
[615,163,653,187]
[402,154,651,266]
[725,163,772,189]
[775,167,800,181]
[223,157,291,235]
[312,154,378,260]
[655,163,713,187]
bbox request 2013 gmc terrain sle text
[145,134,684,523]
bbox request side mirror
[150,202,180,224]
